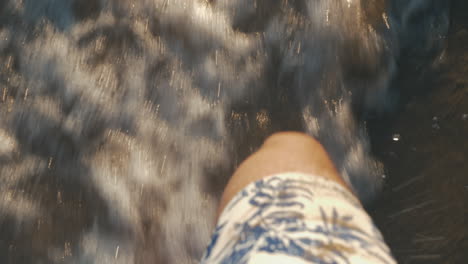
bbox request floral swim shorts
[201,172,396,264]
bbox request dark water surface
[370,2,468,263]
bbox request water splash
[0,0,449,263]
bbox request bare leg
[218,131,354,217]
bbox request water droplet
[160,155,167,175]
[48,157,53,169]
[382,13,390,29]
[392,134,400,141]
[57,191,63,204]
[2,87,7,102]
[23,88,29,100]
[64,242,72,257]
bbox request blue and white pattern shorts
[201,173,396,264]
